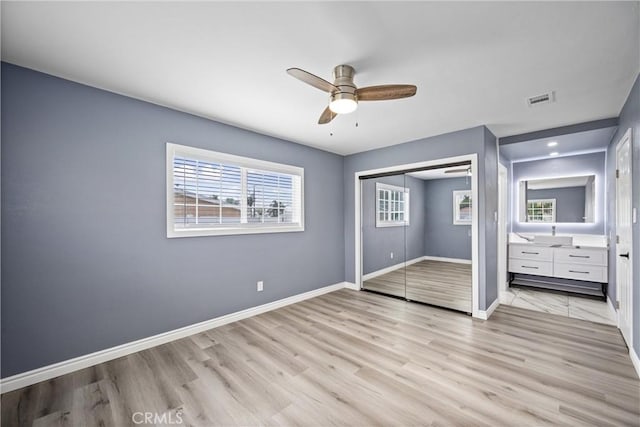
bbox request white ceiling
[500,126,618,161]
[2,2,638,155]
[527,175,592,190]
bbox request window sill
[167,225,304,238]
[375,222,409,228]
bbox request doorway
[616,128,633,347]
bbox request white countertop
[509,233,609,249]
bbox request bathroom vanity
[508,234,608,299]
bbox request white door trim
[354,154,480,317]
[615,127,633,348]
[498,162,508,294]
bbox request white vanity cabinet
[508,243,608,297]
[508,245,553,275]
[552,247,608,282]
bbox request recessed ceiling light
[547,141,558,147]
[549,152,559,156]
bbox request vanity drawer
[553,248,607,266]
[508,259,553,276]
[553,263,607,283]
[509,245,553,261]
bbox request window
[167,143,303,237]
[453,190,472,225]
[526,198,556,223]
[376,183,409,227]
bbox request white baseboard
[362,256,424,281]
[630,345,640,380]
[0,281,349,394]
[476,297,500,320]
[344,282,360,291]
[421,255,472,265]
[606,296,618,326]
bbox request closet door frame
[355,154,480,318]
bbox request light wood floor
[364,260,472,312]
[2,289,639,426]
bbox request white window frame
[453,190,472,225]
[375,182,410,227]
[526,198,557,223]
[167,143,304,238]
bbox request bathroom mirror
[518,175,596,223]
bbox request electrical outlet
[257,281,264,292]
[390,252,394,259]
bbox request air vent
[527,91,555,107]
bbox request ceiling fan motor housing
[329,64,358,113]
[332,64,357,99]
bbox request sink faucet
[551,225,556,236]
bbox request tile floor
[499,286,617,325]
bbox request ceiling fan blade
[287,68,338,93]
[318,106,337,124]
[444,168,469,174]
[356,84,417,101]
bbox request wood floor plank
[364,260,472,312]
[2,289,638,426]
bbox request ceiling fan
[445,166,472,175]
[286,65,417,124]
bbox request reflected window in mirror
[376,183,410,227]
[526,198,556,223]
[453,190,472,225]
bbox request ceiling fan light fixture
[329,92,358,114]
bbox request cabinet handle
[569,270,589,274]
[569,255,590,258]
[522,251,539,255]
[522,266,539,269]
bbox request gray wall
[423,177,472,260]
[361,175,425,275]
[344,126,499,310]
[1,63,345,377]
[526,186,586,223]
[511,152,606,234]
[606,72,640,358]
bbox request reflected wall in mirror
[518,175,596,223]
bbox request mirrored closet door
[404,169,472,312]
[361,174,408,298]
[360,163,473,314]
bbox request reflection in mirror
[361,174,407,298]
[518,175,596,223]
[359,163,473,314]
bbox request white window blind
[167,143,304,237]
